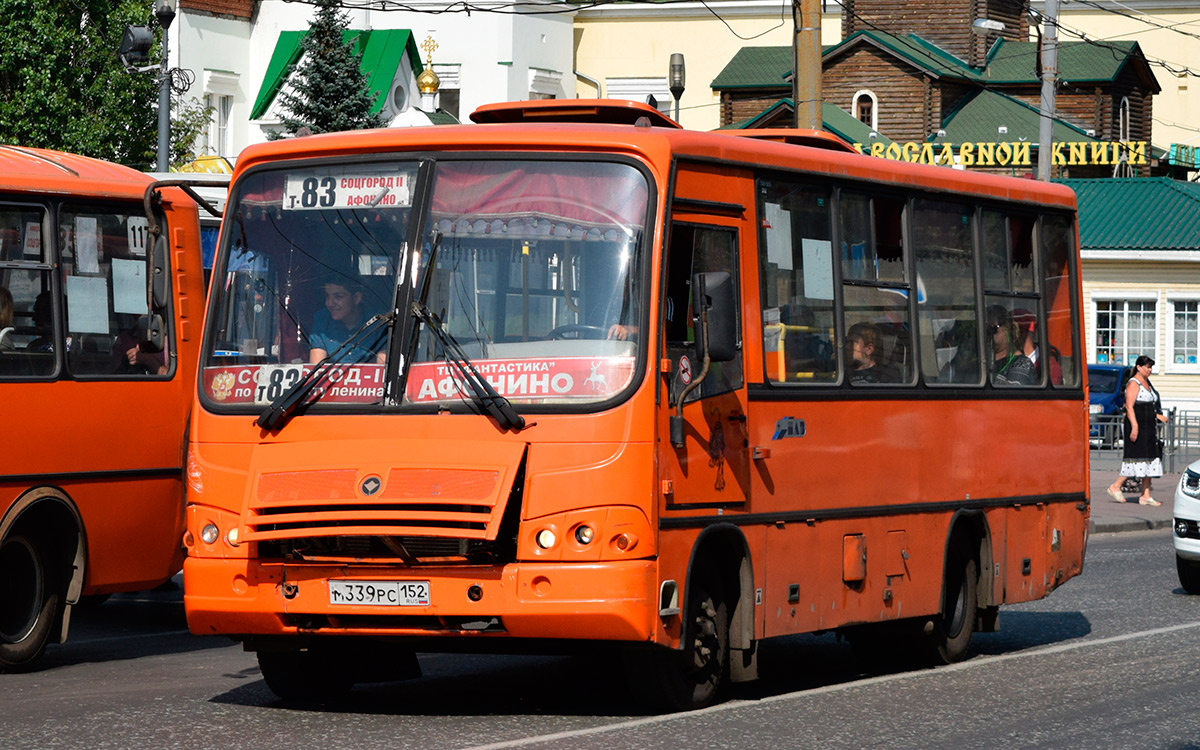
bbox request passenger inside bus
[27,291,53,352]
[308,276,387,364]
[0,286,13,351]
[987,305,1036,386]
[1013,308,1062,385]
[846,322,887,384]
[114,315,166,375]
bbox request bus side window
[665,223,742,402]
[840,191,913,385]
[758,180,835,384]
[912,199,981,385]
[0,208,54,378]
[60,206,169,377]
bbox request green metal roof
[982,39,1155,88]
[711,46,800,90]
[719,98,895,147]
[1056,177,1200,251]
[823,30,982,82]
[251,29,423,120]
[932,88,1094,146]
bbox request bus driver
[308,277,387,364]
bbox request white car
[1174,462,1200,593]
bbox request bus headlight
[574,525,595,545]
[536,529,558,549]
[201,523,220,544]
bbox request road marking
[459,619,1200,750]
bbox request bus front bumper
[183,557,659,643]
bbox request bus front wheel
[626,583,728,712]
[0,533,60,672]
[925,545,977,665]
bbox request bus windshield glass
[201,158,650,410]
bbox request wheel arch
[682,522,757,682]
[1,485,87,643]
[942,509,993,609]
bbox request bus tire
[626,582,728,712]
[0,533,61,672]
[1177,555,1200,595]
[926,545,977,665]
[257,648,356,703]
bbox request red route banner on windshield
[405,356,635,403]
[202,357,636,406]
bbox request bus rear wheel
[925,545,977,665]
[257,647,356,703]
[0,534,60,672]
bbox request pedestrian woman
[1107,355,1170,505]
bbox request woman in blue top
[308,278,387,364]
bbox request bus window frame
[199,150,660,418]
[750,171,1083,396]
[57,197,176,381]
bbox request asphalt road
[5,528,1199,749]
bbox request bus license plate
[328,580,430,607]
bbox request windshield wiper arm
[256,310,396,432]
[411,302,526,432]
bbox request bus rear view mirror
[151,234,169,310]
[693,271,736,363]
[141,314,165,352]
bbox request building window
[529,67,563,101]
[1170,298,1200,367]
[852,90,878,130]
[433,64,460,120]
[205,94,233,157]
[1095,299,1156,365]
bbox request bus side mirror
[151,234,169,310]
[140,314,166,352]
[692,271,736,363]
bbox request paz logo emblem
[360,475,383,496]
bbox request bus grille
[242,467,506,544]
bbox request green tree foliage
[0,0,162,167]
[275,0,386,137]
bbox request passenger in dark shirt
[847,321,887,384]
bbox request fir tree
[275,0,385,137]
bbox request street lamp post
[971,11,1057,180]
[155,0,176,173]
[669,54,685,124]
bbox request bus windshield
[201,158,650,411]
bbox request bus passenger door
[659,222,750,508]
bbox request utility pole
[792,0,822,130]
[155,0,176,173]
[1037,0,1058,181]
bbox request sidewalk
[1089,456,1181,534]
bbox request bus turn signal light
[614,533,638,552]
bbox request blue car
[1089,363,1132,446]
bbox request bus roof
[0,145,153,198]
[232,101,1077,211]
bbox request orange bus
[0,146,218,669]
[184,100,1088,709]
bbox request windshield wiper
[255,310,396,432]
[410,302,526,432]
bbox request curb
[1089,518,1173,534]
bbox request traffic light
[119,26,154,68]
